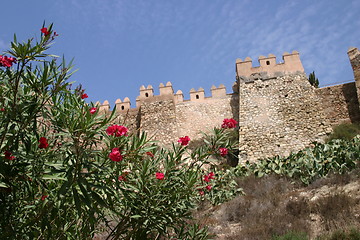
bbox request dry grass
[195,171,360,240]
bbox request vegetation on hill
[236,136,360,185]
[326,122,360,142]
[308,71,319,88]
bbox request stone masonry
[97,48,360,162]
[348,47,360,108]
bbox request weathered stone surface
[98,49,360,162]
[238,74,330,162]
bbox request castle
[96,47,360,162]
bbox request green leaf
[42,174,66,180]
[72,190,82,217]
[0,182,9,188]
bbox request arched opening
[145,93,149,97]
[121,106,125,110]
[266,60,270,65]
[196,94,199,99]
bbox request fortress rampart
[236,51,304,82]
[98,48,360,162]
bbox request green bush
[326,122,360,142]
[308,71,319,88]
[272,231,308,240]
[0,24,241,239]
[237,136,360,185]
[317,228,360,240]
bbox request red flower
[219,147,228,157]
[199,190,205,196]
[118,175,126,181]
[155,172,165,180]
[109,148,123,162]
[177,136,190,146]
[146,151,154,158]
[206,185,212,191]
[106,125,128,137]
[89,107,97,114]
[0,55,17,67]
[221,118,237,129]
[4,151,15,160]
[38,137,49,149]
[41,195,48,201]
[0,108,5,112]
[203,172,215,182]
[40,27,50,36]
[203,175,211,183]
[81,93,88,99]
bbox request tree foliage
[0,24,241,239]
[308,71,319,88]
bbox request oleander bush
[0,25,241,239]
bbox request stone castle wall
[316,82,360,124]
[175,94,238,141]
[98,48,360,162]
[238,74,331,162]
[99,83,237,146]
[348,47,360,107]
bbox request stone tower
[347,47,360,108]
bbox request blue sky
[1,1,360,107]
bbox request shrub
[0,24,241,239]
[308,71,319,88]
[326,122,360,142]
[272,231,308,240]
[238,136,360,185]
[317,228,360,240]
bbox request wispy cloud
[192,0,360,86]
[52,0,360,100]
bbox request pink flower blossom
[206,185,212,191]
[221,118,237,129]
[40,27,50,36]
[81,93,88,99]
[0,108,5,112]
[203,175,211,183]
[118,175,126,181]
[106,125,128,137]
[155,172,165,180]
[177,136,190,146]
[146,151,154,157]
[41,195,48,201]
[0,55,17,67]
[219,148,228,157]
[89,107,97,114]
[203,172,215,182]
[109,148,123,162]
[38,137,49,149]
[4,151,15,160]
[199,190,205,196]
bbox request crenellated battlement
[96,82,233,114]
[236,50,304,83]
[90,48,360,163]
